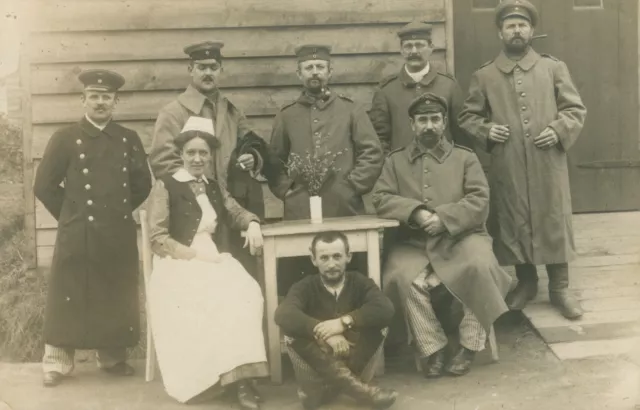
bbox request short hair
[175,131,221,153]
[310,231,350,256]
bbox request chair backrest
[139,209,153,286]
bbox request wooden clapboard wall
[23,0,454,268]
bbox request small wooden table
[258,215,399,384]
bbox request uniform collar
[178,84,219,114]
[79,116,117,138]
[400,63,438,87]
[404,62,430,83]
[84,114,109,131]
[297,88,337,109]
[172,168,209,184]
[409,137,453,164]
[495,47,541,74]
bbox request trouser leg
[458,305,487,353]
[546,262,583,319]
[96,347,127,369]
[406,284,448,358]
[42,344,75,375]
[288,338,385,405]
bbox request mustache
[202,76,214,81]
[408,54,423,60]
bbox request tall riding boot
[293,341,397,409]
[546,263,583,320]
[506,264,539,310]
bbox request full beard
[504,36,531,54]
[305,78,326,93]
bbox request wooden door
[454,0,640,212]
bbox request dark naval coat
[34,117,152,349]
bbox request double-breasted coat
[458,49,587,266]
[368,66,472,154]
[373,138,511,343]
[268,91,383,220]
[34,117,152,348]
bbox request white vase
[309,195,323,223]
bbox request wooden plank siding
[26,0,452,267]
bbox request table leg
[263,237,282,384]
[366,229,385,376]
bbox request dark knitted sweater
[275,271,394,339]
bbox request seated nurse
[146,116,269,410]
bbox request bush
[0,114,22,184]
[0,230,45,361]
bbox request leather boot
[445,347,475,377]
[547,263,583,320]
[294,342,397,409]
[419,349,446,379]
[506,264,539,310]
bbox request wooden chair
[139,209,157,382]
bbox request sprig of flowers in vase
[285,138,348,196]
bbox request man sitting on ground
[275,231,397,410]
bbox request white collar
[172,168,209,184]
[84,114,110,131]
[322,277,346,298]
[405,62,430,83]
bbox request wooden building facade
[22,0,454,268]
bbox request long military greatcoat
[458,49,587,266]
[368,65,472,154]
[34,117,152,348]
[269,91,383,220]
[373,138,511,344]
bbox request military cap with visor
[184,41,224,62]
[294,44,331,62]
[397,20,433,42]
[495,0,538,27]
[408,92,448,117]
[78,69,125,92]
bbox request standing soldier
[34,69,152,387]
[150,41,271,272]
[268,44,383,290]
[368,21,472,154]
[458,0,587,319]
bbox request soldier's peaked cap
[294,44,331,62]
[78,69,125,92]
[184,41,224,61]
[397,20,433,41]
[408,93,448,117]
[495,0,538,27]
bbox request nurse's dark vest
[161,175,229,251]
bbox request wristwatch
[340,315,354,330]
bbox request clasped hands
[489,124,559,150]
[413,209,446,236]
[313,319,352,358]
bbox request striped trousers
[406,271,486,358]
[42,344,127,374]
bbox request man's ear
[345,251,352,264]
[309,248,318,267]
[443,115,448,130]
[187,62,194,73]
